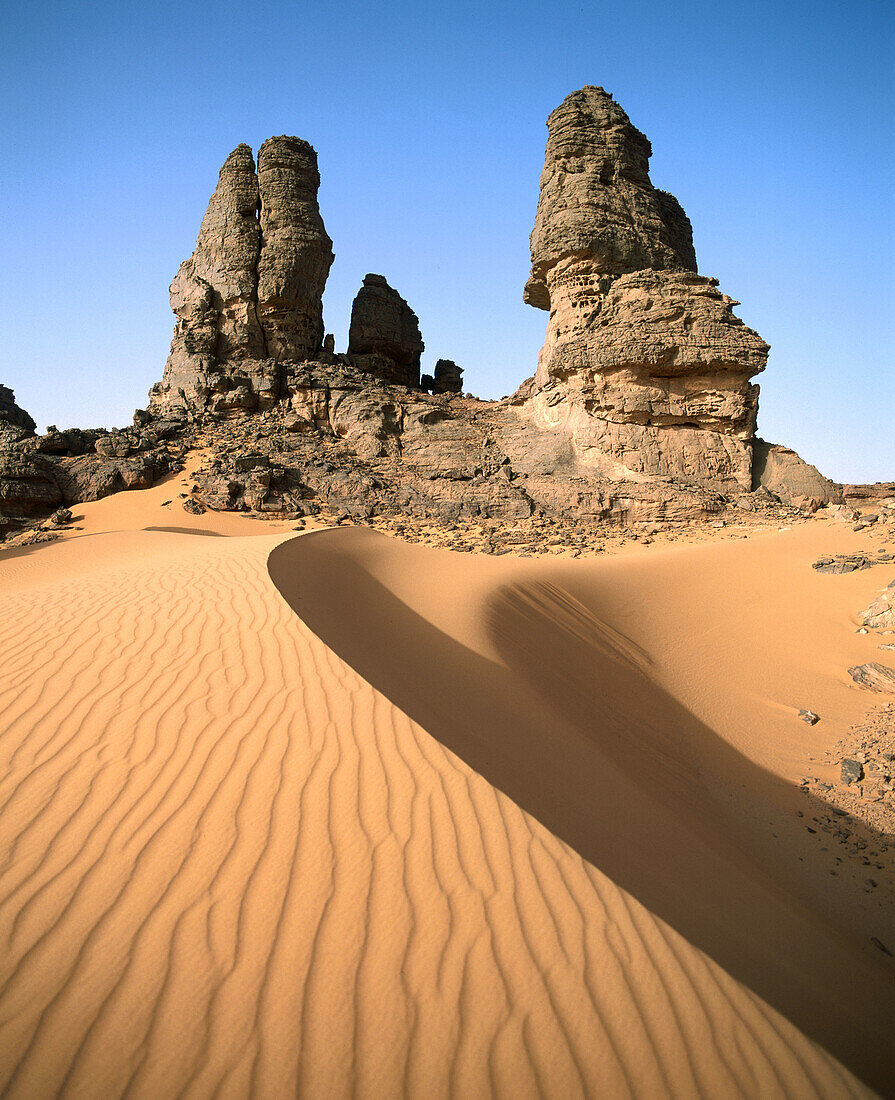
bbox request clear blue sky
[1,0,892,482]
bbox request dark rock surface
[433,359,463,395]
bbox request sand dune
[0,490,887,1097]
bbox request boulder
[752,441,843,509]
[862,584,895,629]
[0,453,63,515]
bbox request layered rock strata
[520,86,772,492]
[150,138,333,418]
[347,274,424,387]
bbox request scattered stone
[182,498,206,515]
[799,709,820,725]
[841,759,863,785]
[812,555,873,574]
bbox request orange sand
[0,474,891,1097]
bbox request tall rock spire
[524,85,696,311]
[150,137,333,418]
[256,137,334,362]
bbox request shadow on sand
[269,528,895,1095]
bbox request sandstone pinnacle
[150,136,333,418]
[520,86,775,493]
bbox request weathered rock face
[347,274,424,387]
[0,453,62,516]
[150,137,333,418]
[521,86,769,492]
[256,137,334,361]
[0,385,36,446]
[524,86,696,312]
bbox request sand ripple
[0,531,874,1098]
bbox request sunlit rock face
[521,86,769,491]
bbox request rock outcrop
[0,386,36,446]
[433,359,463,395]
[347,274,424,387]
[862,583,895,630]
[752,441,843,510]
[150,138,333,418]
[519,86,771,492]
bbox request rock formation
[3,95,853,544]
[433,359,463,395]
[0,386,36,446]
[150,138,333,418]
[752,441,843,510]
[519,86,772,491]
[347,274,424,387]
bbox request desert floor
[0,464,893,1098]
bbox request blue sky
[1,0,892,481]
